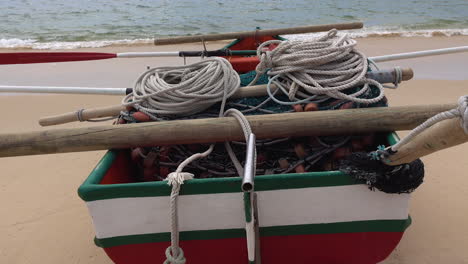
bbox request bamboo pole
[0,104,455,158]
[153,22,363,45]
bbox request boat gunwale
[78,133,399,202]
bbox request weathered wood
[384,118,468,165]
[1,104,456,157]
[39,105,126,127]
[38,67,413,126]
[154,22,363,45]
[37,84,278,126]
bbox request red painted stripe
[102,231,404,264]
[0,52,117,65]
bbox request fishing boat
[1,23,466,264]
[76,34,411,264]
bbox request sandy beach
[0,36,467,264]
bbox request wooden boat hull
[101,232,406,264]
[78,35,410,264]
[79,132,410,264]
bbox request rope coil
[250,29,385,105]
[122,57,240,118]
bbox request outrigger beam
[0,104,456,158]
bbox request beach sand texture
[0,36,467,263]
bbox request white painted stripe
[86,185,410,239]
[256,185,409,227]
[88,192,245,239]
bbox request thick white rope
[122,57,240,117]
[120,57,240,264]
[250,29,385,105]
[128,57,254,264]
[163,111,255,264]
[164,149,210,264]
[223,108,257,177]
[390,95,468,152]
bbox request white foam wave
[286,27,468,41]
[0,38,153,49]
[1,28,468,49]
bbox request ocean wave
[1,28,468,50]
[287,27,468,40]
[0,38,153,49]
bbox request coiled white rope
[390,95,468,152]
[122,57,240,117]
[250,29,385,105]
[121,57,241,264]
[123,57,255,264]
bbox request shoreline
[1,29,468,50]
[1,35,467,85]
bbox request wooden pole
[37,84,279,126]
[0,104,455,158]
[384,118,468,165]
[37,67,414,126]
[153,22,363,45]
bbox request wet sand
[0,36,467,264]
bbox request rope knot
[458,95,468,133]
[255,50,275,77]
[166,172,194,186]
[164,246,186,264]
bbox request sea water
[0,0,468,49]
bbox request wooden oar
[0,104,456,158]
[153,22,363,45]
[0,49,254,65]
[3,44,466,66]
[37,67,414,126]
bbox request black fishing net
[339,152,425,194]
[120,70,409,186]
